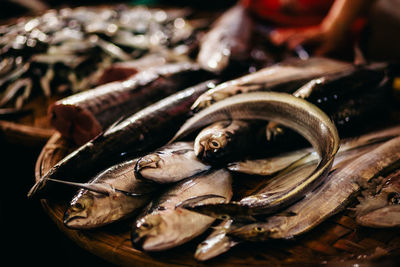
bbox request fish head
[64,190,112,229]
[136,153,162,171]
[64,191,94,228]
[228,223,270,241]
[132,213,165,249]
[195,233,236,261]
[194,130,231,163]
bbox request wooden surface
[0,94,58,147]
[34,133,400,266]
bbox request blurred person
[242,0,400,60]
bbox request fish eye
[141,222,151,228]
[219,214,230,220]
[199,241,208,247]
[72,202,84,211]
[209,140,220,149]
[388,192,400,205]
[254,226,264,232]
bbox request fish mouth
[135,155,161,172]
[63,211,88,229]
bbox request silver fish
[63,159,156,229]
[194,219,242,261]
[355,169,400,228]
[131,169,232,251]
[227,148,313,176]
[229,135,400,241]
[192,57,353,111]
[135,141,211,183]
[194,120,266,164]
[229,125,400,176]
[186,125,400,220]
[197,4,253,72]
[171,91,339,213]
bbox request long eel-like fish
[170,91,339,214]
[28,79,218,199]
[229,135,400,241]
[49,62,212,145]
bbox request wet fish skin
[187,126,400,220]
[192,57,353,111]
[28,79,218,199]
[197,4,253,73]
[194,120,266,165]
[131,169,232,251]
[63,159,157,229]
[228,135,400,242]
[170,91,339,214]
[49,62,212,145]
[194,219,242,261]
[227,148,313,176]
[135,141,211,183]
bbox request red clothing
[242,0,334,26]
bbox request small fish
[191,57,353,111]
[194,120,266,165]
[197,4,253,73]
[131,169,232,251]
[355,169,400,228]
[135,141,211,183]
[63,159,157,229]
[194,219,242,261]
[49,62,213,145]
[228,135,400,242]
[28,80,218,199]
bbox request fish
[229,125,400,176]
[194,120,266,165]
[27,79,218,199]
[228,135,400,242]
[194,219,243,261]
[131,169,232,251]
[170,91,339,214]
[49,62,212,145]
[265,63,392,140]
[227,148,313,176]
[0,5,198,112]
[63,159,157,229]
[185,125,400,220]
[135,141,211,183]
[191,57,353,111]
[196,4,253,73]
[355,169,400,228]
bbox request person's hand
[269,24,345,56]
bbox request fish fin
[176,194,226,209]
[46,178,144,197]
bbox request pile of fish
[0,5,200,116]
[28,54,400,261]
[25,4,400,263]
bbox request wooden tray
[0,94,58,147]
[34,133,400,266]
